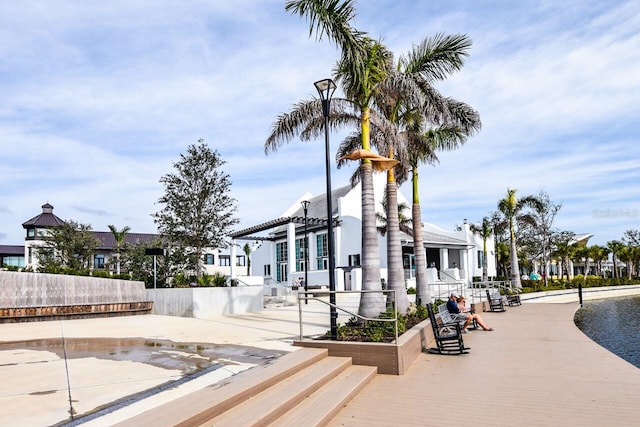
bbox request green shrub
[91,270,111,278]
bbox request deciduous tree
[154,140,238,278]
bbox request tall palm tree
[606,240,625,278]
[242,243,251,276]
[376,196,412,236]
[470,217,492,282]
[336,34,479,308]
[269,0,390,317]
[588,245,609,277]
[108,224,130,275]
[497,189,542,288]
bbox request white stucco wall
[146,286,263,318]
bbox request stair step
[114,347,328,427]
[199,356,353,427]
[269,364,377,427]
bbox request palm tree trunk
[411,168,429,306]
[509,225,522,288]
[482,239,488,282]
[385,176,409,314]
[358,161,385,318]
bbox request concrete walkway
[328,302,640,427]
[0,287,639,426]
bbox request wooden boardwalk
[327,302,640,427]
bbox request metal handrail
[297,289,399,344]
[470,280,517,305]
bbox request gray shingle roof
[22,203,65,228]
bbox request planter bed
[293,318,433,375]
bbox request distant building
[0,203,244,277]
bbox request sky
[1,0,639,247]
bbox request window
[295,237,307,272]
[236,255,246,266]
[348,254,360,267]
[2,256,24,267]
[316,234,328,270]
[477,251,484,269]
[264,264,271,276]
[27,228,35,238]
[94,254,105,269]
[219,255,230,266]
[276,242,288,282]
[205,254,215,265]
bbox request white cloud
[1,0,639,248]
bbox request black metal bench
[425,304,469,355]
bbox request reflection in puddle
[0,338,285,374]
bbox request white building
[230,174,496,295]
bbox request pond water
[574,295,640,368]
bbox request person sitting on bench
[447,293,494,332]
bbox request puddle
[0,338,285,374]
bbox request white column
[461,249,469,283]
[230,239,236,280]
[308,231,316,284]
[287,222,296,286]
[440,248,449,270]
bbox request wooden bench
[426,304,469,355]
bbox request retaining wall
[0,271,151,322]
[147,286,263,318]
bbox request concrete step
[199,355,355,427]
[114,347,329,427]
[269,364,377,427]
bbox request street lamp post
[314,78,337,339]
[301,200,310,304]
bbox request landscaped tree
[243,243,252,276]
[108,224,130,275]
[376,194,412,236]
[551,231,577,280]
[588,245,610,277]
[496,189,543,288]
[522,190,562,286]
[606,240,625,279]
[38,220,100,273]
[154,140,238,278]
[268,0,391,317]
[470,217,492,282]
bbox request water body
[574,295,640,368]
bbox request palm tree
[588,245,609,277]
[375,195,412,236]
[108,224,130,275]
[497,189,542,288]
[269,0,390,317]
[242,243,251,276]
[606,240,625,278]
[470,217,492,282]
[335,34,479,308]
[551,242,570,280]
[366,34,479,307]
